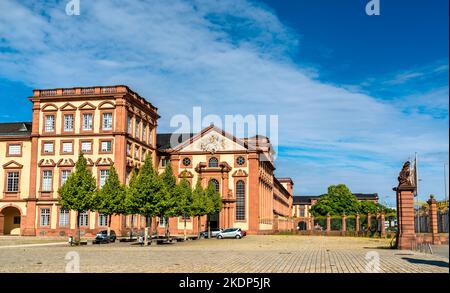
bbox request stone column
[356,213,360,235]
[341,214,346,236]
[309,215,314,231]
[396,185,416,250]
[326,213,331,234]
[380,212,386,238]
[427,195,440,245]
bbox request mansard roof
[0,122,32,137]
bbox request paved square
[0,235,448,273]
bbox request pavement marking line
[0,242,67,249]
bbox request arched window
[236,180,245,221]
[209,179,219,192]
[208,157,218,167]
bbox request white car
[216,228,246,239]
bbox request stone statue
[398,161,414,187]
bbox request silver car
[216,228,245,239]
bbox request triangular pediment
[98,101,115,109]
[2,160,23,169]
[176,125,247,153]
[78,102,96,110]
[60,103,77,111]
[41,103,58,112]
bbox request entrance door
[1,207,21,235]
[208,213,220,229]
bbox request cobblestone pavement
[0,235,448,273]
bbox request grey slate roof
[0,122,32,137]
[293,193,379,205]
[156,133,194,150]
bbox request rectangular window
[161,158,169,167]
[134,146,139,159]
[40,208,50,226]
[159,217,167,227]
[43,142,54,154]
[102,113,113,131]
[42,170,53,192]
[61,170,71,186]
[98,214,108,227]
[81,141,92,153]
[59,209,69,227]
[127,116,132,134]
[142,123,147,142]
[8,144,21,156]
[63,114,74,132]
[101,141,112,153]
[82,113,93,130]
[135,118,140,139]
[62,142,73,153]
[99,169,109,188]
[44,115,55,132]
[132,214,137,227]
[126,143,132,156]
[148,128,152,145]
[79,211,89,227]
[6,172,19,192]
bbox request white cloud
[0,0,448,205]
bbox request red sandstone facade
[0,86,293,237]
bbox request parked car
[200,228,223,238]
[93,230,117,244]
[216,228,246,239]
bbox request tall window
[60,170,71,186]
[44,115,55,132]
[208,157,219,167]
[126,143,132,156]
[99,169,109,188]
[127,115,132,134]
[98,214,108,227]
[63,114,74,132]
[59,209,69,227]
[142,122,147,142]
[82,113,93,130]
[236,180,245,221]
[102,113,113,130]
[148,127,152,145]
[209,179,219,192]
[135,118,140,139]
[6,172,20,192]
[79,211,89,227]
[40,208,50,226]
[42,170,53,192]
[159,217,167,227]
[134,146,139,159]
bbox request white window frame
[102,113,113,131]
[82,113,93,131]
[81,141,92,153]
[101,141,112,152]
[59,209,70,227]
[40,208,50,226]
[63,114,74,132]
[6,171,20,192]
[41,170,53,192]
[62,142,73,153]
[99,169,109,188]
[98,214,108,227]
[61,170,71,186]
[43,142,54,154]
[44,115,55,132]
[8,144,21,156]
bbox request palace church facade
[0,85,293,236]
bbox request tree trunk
[166,217,170,241]
[107,214,112,237]
[197,216,202,239]
[208,216,211,239]
[76,211,81,244]
[148,216,153,245]
[183,215,187,241]
[144,216,150,246]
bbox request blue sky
[0,0,448,207]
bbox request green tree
[310,184,360,217]
[175,178,193,240]
[58,153,97,243]
[124,169,138,240]
[126,155,165,245]
[191,180,209,238]
[159,163,177,239]
[205,181,222,238]
[94,166,126,237]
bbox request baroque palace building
[0,85,293,237]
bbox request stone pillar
[356,213,360,235]
[326,213,331,234]
[427,195,440,245]
[22,200,37,236]
[396,185,416,250]
[380,212,386,238]
[309,216,314,231]
[341,214,346,236]
[0,213,4,235]
[247,153,260,234]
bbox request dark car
[200,228,222,238]
[93,230,117,244]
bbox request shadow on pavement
[402,257,449,268]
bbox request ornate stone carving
[200,134,226,154]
